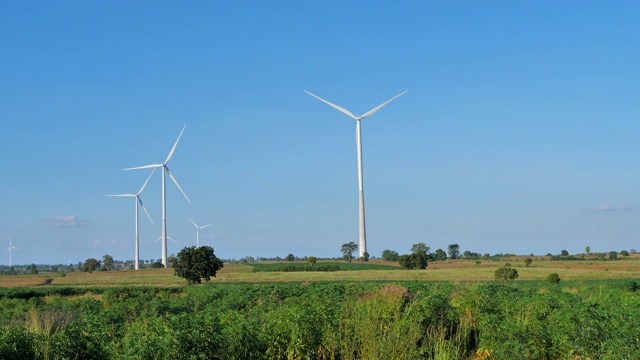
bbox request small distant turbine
[305,90,408,258]
[124,125,191,267]
[106,169,156,270]
[7,237,17,268]
[190,219,212,247]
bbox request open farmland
[3,255,640,288]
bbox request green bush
[546,273,561,284]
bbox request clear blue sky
[2,1,639,265]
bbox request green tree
[399,253,428,270]
[620,250,629,257]
[434,248,447,261]
[28,264,38,275]
[560,249,569,256]
[172,246,224,285]
[381,249,399,261]
[546,273,561,284]
[411,243,430,255]
[494,267,519,282]
[524,258,533,267]
[286,253,295,261]
[359,251,370,262]
[102,254,114,272]
[447,244,460,259]
[585,246,591,254]
[609,251,618,260]
[151,261,164,268]
[307,256,317,268]
[82,258,100,273]
[341,242,358,263]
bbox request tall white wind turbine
[124,125,191,267]
[305,90,408,258]
[190,219,212,247]
[106,169,156,270]
[7,237,17,268]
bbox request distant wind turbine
[190,219,212,247]
[304,90,408,258]
[7,237,17,267]
[124,125,191,267]
[106,169,156,270]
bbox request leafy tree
[286,253,295,261]
[381,249,399,262]
[307,256,317,268]
[546,273,561,284]
[28,264,38,275]
[494,267,519,282]
[524,258,533,267]
[359,251,370,262]
[434,248,447,261]
[398,253,428,270]
[560,249,569,256]
[411,243,430,255]
[609,251,618,260]
[102,254,114,272]
[447,244,460,259]
[151,261,164,268]
[341,242,358,263]
[82,258,100,273]
[585,246,591,254]
[620,250,629,257]
[167,254,177,267]
[172,246,224,285]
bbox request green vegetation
[171,246,224,284]
[0,280,638,359]
[248,261,395,273]
[547,272,561,284]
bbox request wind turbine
[7,237,17,268]
[124,125,191,267]
[106,169,156,270]
[304,90,408,258]
[190,219,212,247]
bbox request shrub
[546,273,561,284]
[399,253,428,270]
[494,267,518,282]
[524,258,533,267]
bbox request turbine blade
[138,197,155,225]
[165,125,187,164]
[190,218,198,228]
[137,168,157,195]
[167,236,177,243]
[124,164,163,171]
[304,90,359,120]
[360,90,408,119]
[154,237,161,242]
[166,167,191,204]
[201,224,212,229]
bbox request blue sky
[1,1,639,265]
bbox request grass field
[2,255,640,288]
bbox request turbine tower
[190,219,211,247]
[124,125,191,267]
[305,90,408,258]
[106,169,156,270]
[7,238,17,268]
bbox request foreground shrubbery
[0,281,639,359]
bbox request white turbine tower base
[190,219,212,247]
[124,125,191,268]
[106,168,155,270]
[305,90,408,258]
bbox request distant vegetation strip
[248,261,398,272]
